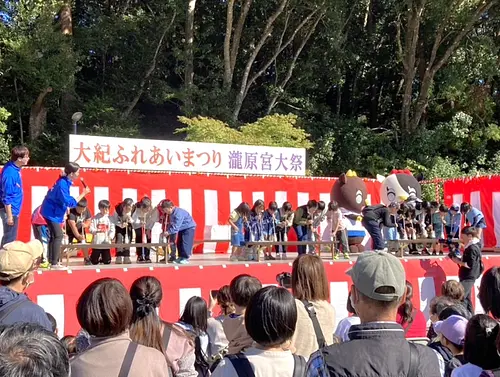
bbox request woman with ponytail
[130,276,197,377]
[396,280,427,338]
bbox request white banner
[69,135,306,176]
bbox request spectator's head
[98,200,111,215]
[439,304,472,321]
[229,274,262,310]
[397,281,414,326]
[235,202,251,218]
[10,145,30,166]
[267,201,278,214]
[328,201,340,212]
[429,296,456,323]
[316,201,326,212]
[388,202,400,215]
[306,200,318,214]
[0,241,43,292]
[464,314,500,370]
[46,312,57,334]
[434,315,467,355]
[76,198,88,214]
[245,286,297,349]
[282,201,292,213]
[0,323,70,377]
[160,199,175,215]
[479,267,500,319]
[216,285,235,315]
[180,296,208,334]
[61,335,77,357]
[292,254,329,302]
[460,202,471,214]
[252,200,265,214]
[461,226,479,244]
[348,251,406,323]
[441,280,465,301]
[129,276,164,354]
[76,278,133,337]
[64,162,80,181]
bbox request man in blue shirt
[0,146,30,246]
[158,200,196,265]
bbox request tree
[397,0,499,135]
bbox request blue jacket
[41,176,78,223]
[0,287,52,331]
[466,208,485,228]
[0,161,23,216]
[167,207,196,234]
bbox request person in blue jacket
[155,199,196,265]
[461,202,486,248]
[0,146,30,246]
[41,162,91,269]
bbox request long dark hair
[251,200,265,214]
[398,281,414,326]
[179,297,209,374]
[235,202,251,218]
[217,285,235,316]
[116,198,134,217]
[129,276,165,354]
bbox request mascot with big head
[330,170,369,253]
[331,169,422,251]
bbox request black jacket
[321,322,440,377]
[362,205,396,228]
[459,243,482,281]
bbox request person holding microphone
[41,162,91,269]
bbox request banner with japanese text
[69,135,306,175]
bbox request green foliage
[0,108,12,162]
[176,114,313,149]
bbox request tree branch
[223,0,236,89]
[267,11,324,113]
[122,12,176,119]
[232,0,289,122]
[229,0,253,81]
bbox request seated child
[89,200,115,265]
[222,274,262,354]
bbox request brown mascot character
[331,170,369,253]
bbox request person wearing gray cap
[305,251,440,377]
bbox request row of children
[377,200,486,255]
[227,199,350,261]
[31,196,196,268]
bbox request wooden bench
[247,240,339,261]
[391,238,460,257]
[61,239,231,266]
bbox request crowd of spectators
[1,238,500,377]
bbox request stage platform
[30,252,500,338]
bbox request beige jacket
[291,299,336,359]
[70,332,170,377]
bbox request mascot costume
[330,170,369,253]
[378,169,422,205]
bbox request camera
[276,272,292,289]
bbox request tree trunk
[29,88,53,141]
[184,0,197,111]
[223,0,236,90]
[229,0,253,83]
[122,12,176,119]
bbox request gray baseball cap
[347,251,406,302]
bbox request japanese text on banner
[69,135,306,176]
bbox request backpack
[225,352,306,377]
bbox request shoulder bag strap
[302,300,327,348]
[118,342,138,377]
[407,342,419,377]
[292,354,307,377]
[226,353,255,377]
[0,299,31,322]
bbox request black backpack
[225,353,306,377]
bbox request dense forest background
[0,0,499,182]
